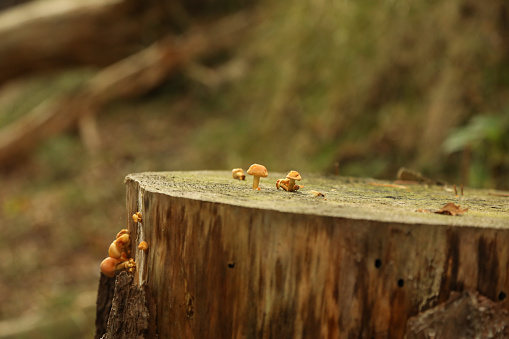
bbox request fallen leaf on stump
[434,203,468,216]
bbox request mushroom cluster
[100,229,136,277]
[276,170,302,192]
[132,212,142,223]
[233,165,302,193]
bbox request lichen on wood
[126,171,508,228]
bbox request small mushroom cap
[108,241,122,259]
[232,168,246,179]
[138,241,149,251]
[116,229,129,239]
[100,257,120,277]
[247,164,268,177]
[116,233,130,245]
[286,170,301,181]
[132,212,142,223]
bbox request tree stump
[103,171,508,338]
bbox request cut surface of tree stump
[118,171,509,338]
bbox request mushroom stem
[234,173,245,180]
[252,176,261,190]
[115,258,136,273]
[115,261,130,271]
[288,179,296,192]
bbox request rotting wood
[101,272,153,339]
[95,171,509,338]
[95,274,116,339]
[406,290,509,338]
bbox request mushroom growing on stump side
[232,168,246,180]
[100,257,120,278]
[286,170,302,192]
[247,164,268,190]
[138,241,149,252]
[100,229,136,277]
[116,258,137,274]
[132,212,142,223]
[108,232,131,260]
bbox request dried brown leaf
[434,203,468,216]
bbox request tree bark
[406,290,509,338]
[101,272,153,339]
[98,171,509,338]
[95,274,116,339]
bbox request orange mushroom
[286,170,301,192]
[138,241,149,252]
[232,168,246,180]
[132,212,142,223]
[100,257,120,278]
[247,164,268,190]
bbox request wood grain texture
[123,171,509,338]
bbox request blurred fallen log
[0,10,254,166]
[0,0,148,85]
[396,167,447,186]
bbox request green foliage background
[0,0,508,337]
[210,0,509,187]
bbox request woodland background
[0,0,508,337]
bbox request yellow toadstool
[247,164,268,190]
[286,170,302,192]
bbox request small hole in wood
[499,292,507,301]
[397,279,405,288]
[228,262,235,269]
[374,259,382,269]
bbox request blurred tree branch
[0,9,255,166]
[0,0,149,85]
